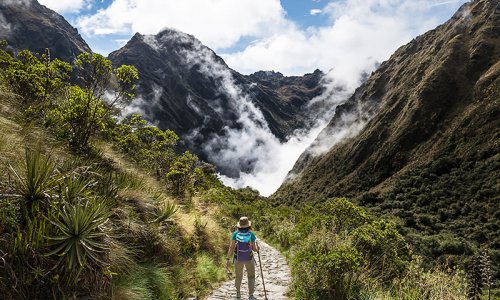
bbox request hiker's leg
[235,260,244,293]
[246,260,256,296]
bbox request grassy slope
[273,0,499,272]
[0,84,230,299]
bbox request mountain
[0,0,90,62]
[108,29,325,175]
[275,0,499,252]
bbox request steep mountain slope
[0,0,90,62]
[108,29,324,175]
[275,0,499,250]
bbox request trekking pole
[255,240,268,300]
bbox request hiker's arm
[226,240,236,260]
[251,241,259,253]
[225,240,236,271]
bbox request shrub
[352,220,412,282]
[48,53,138,152]
[304,198,369,234]
[292,230,364,300]
[166,151,200,196]
[1,48,71,108]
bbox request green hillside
[0,45,229,299]
[274,0,499,278]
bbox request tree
[55,53,138,152]
[0,46,71,112]
[166,151,199,195]
[479,250,493,300]
[114,114,179,177]
[467,255,483,300]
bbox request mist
[179,35,371,196]
[0,12,11,34]
[135,29,378,196]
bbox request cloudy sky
[38,0,468,77]
[34,0,469,195]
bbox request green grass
[113,264,176,300]
[194,252,227,296]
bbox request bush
[292,230,364,300]
[352,220,412,282]
[297,198,369,235]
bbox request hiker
[226,216,259,300]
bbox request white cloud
[38,0,91,13]
[114,39,129,47]
[0,12,11,34]
[310,9,322,15]
[223,0,464,88]
[78,0,466,195]
[132,30,349,196]
[73,0,465,83]
[76,0,289,49]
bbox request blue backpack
[235,231,253,261]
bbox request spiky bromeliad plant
[46,198,110,280]
[150,200,177,225]
[9,149,59,222]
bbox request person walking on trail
[226,217,260,300]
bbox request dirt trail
[206,240,291,300]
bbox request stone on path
[206,240,291,300]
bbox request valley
[0,0,498,299]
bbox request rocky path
[206,240,291,300]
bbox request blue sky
[38,0,468,76]
[281,0,330,28]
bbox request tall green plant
[0,46,71,121]
[46,199,110,279]
[167,151,200,195]
[58,173,95,204]
[292,230,364,300]
[150,201,177,225]
[9,149,59,222]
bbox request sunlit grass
[113,264,176,300]
[195,252,227,296]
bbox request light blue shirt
[232,230,256,242]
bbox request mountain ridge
[108,28,326,176]
[274,0,499,257]
[0,0,90,62]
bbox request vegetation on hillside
[363,153,499,276]
[0,43,494,299]
[0,44,227,299]
[272,1,499,288]
[201,185,477,299]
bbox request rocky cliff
[0,0,91,62]
[109,29,325,175]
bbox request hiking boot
[236,291,241,299]
[248,295,257,300]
